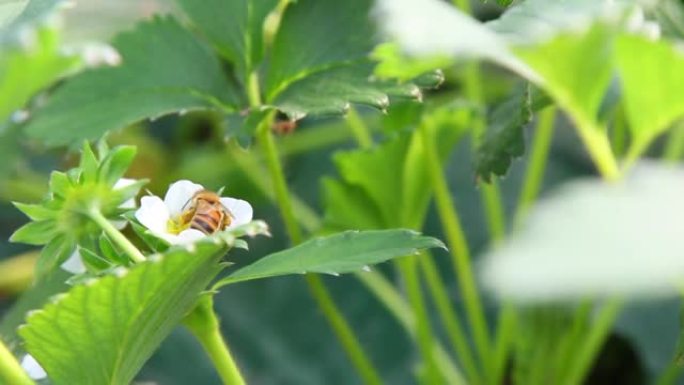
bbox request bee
[180,190,233,234]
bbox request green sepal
[78,246,114,271]
[9,220,58,246]
[12,202,58,221]
[48,171,71,199]
[79,141,99,183]
[99,233,129,266]
[98,146,138,186]
[36,235,76,279]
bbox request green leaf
[9,220,57,245]
[0,268,71,350]
[325,105,469,230]
[272,62,424,119]
[321,177,385,232]
[264,0,374,100]
[616,34,684,147]
[0,5,80,124]
[372,42,450,84]
[476,84,532,182]
[175,0,278,81]
[515,25,613,127]
[262,0,429,120]
[215,229,445,287]
[19,241,227,385]
[25,16,239,146]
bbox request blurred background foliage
[1,0,683,384]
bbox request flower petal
[175,229,206,244]
[135,196,170,235]
[221,197,253,228]
[60,250,86,274]
[164,180,204,217]
[21,354,47,380]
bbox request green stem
[246,71,262,107]
[420,120,493,378]
[420,255,481,385]
[574,117,621,181]
[0,339,35,385]
[562,300,622,385]
[515,107,556,224]
[399,258,442,384]
[186,297,246,385]
[87,208,145,263]
[256,117,383,385]
[492,304,516,385]
[355,271,467,385]
[305,275,383,385]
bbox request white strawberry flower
[60,178,138,274]
[134,180,253,245]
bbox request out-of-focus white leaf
[481,163,684,302]
[373,0,539,82]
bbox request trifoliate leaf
[215,229,445,287]
[25,16,239,146]
[262,0,429,120]
[175,0,278,81]
[19,241,227,385]
[475,84,532,182]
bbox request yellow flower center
[166,216,191,235]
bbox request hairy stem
[186,297,246,385]
[515,106,556,224]
[399,258,442,384]
[562,300,622,385]
[256,115,383,385]
[420,120,493,378]
[87,208,145,263]
[0,339,34,385]
[420,255,481,385]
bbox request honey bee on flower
[135,180,253,245]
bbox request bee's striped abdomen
[191,211,222,234]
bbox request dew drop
[362,265,372,273]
